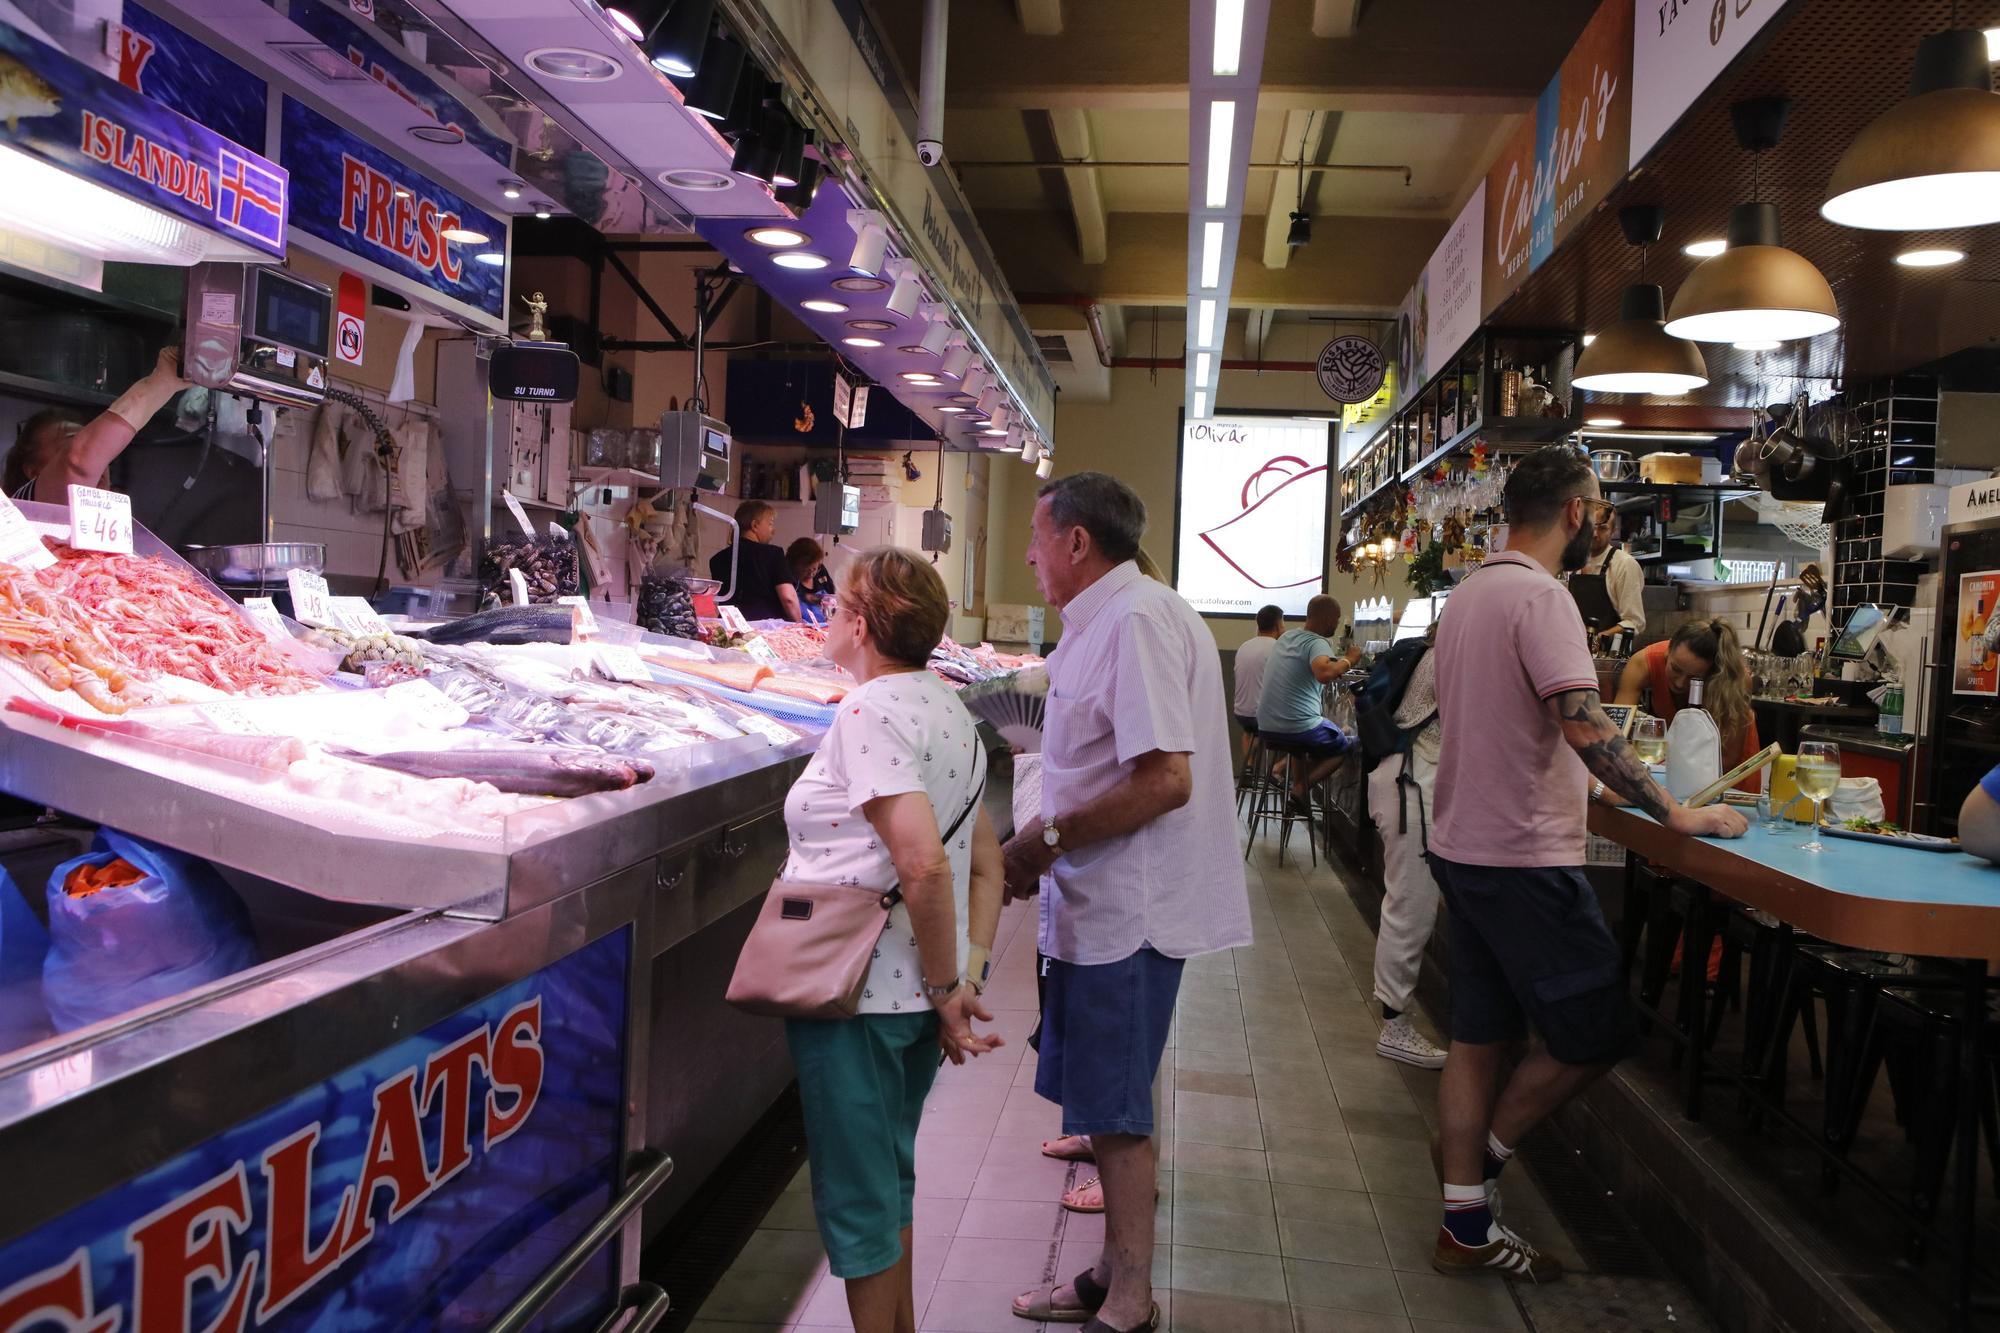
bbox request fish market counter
[0,734,818,1332]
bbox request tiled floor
[688,835,1591,1333]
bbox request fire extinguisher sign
[336,271,366,365]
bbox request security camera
[917,139,943,167]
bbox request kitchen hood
[0,20,287,267]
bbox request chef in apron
[1567,498,1645,648]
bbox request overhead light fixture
[1682,238,1727,258]
[847,211,890,276]
[1287,210,1310,247]
[1200,221,1225,288]
[679,31,743,119]
[648,0,713,76]
[843,336,883,347]
[774,153,823,211]
[534,208,553,219]
[1194,351,1213,383]
[974,384,1001,415]
[0,142,225,264]
[1666,101,1839,345]
[1584,416,1624,427]
[1574,206,1710,395]
[962,365,989,398]
[938,404,966,413]
[989,403,1012,433]
[1733,339,1781,350]
[772,251,829,270]
[1896,247,1966,266]
[1213,0,1244,76]
[902,371,939,382]
[716,56,765,135]
[771,123,810,189]
[501,179,524,199]
[847,318,896,331]
[802,298,848,313]
[732,100,789,182]
[904,311,953,356]
[527,47,623,82]
[1824,28,2000,230]
[1193,390,1209,417]
[1036,455,1054,480]
[833,275,890,293]
[1020,432,1039,461]
[746,225,808,247]
[983,424,1007,437]
[884,259,924,318]
[1196,299,1217,346]
[605,3,649,40]
[1987,26,2000,60]
[1205,101,1235,208]
[442,225,490,244]
[941,341,973,378]
[475,251,506,266]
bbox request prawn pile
[0,545,323,713]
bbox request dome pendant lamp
[1573,205,1708,396]
[1665,100,1839,345]
[1823,28,2000,230]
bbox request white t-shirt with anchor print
[781,669,987,1015]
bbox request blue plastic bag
[43,830,259,1033]
[0,866,51,1049]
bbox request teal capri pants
[785,1011,940,1278]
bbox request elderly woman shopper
[781,546,1007,1333]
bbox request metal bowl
[182,542,326,585]
[1590,449,1637,482]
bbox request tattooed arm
[1547,687,1748,838]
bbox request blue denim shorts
[1034,947,1184,1137]
[1260,723,1349,760]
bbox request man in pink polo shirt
[1427,445,1746,1282]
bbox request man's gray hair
[1037,471,1146,564]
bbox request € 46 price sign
[67,485,133,554]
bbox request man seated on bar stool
[1233,603,1284,770]
[1256,594,1361,812]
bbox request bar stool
[1237,733,1275,818]
[1243,740,1323,868]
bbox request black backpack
[1353,638,1434,772]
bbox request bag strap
[881,771,988,909]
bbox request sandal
[1041,1134,1096,1163]
[1080,1304,1160,1333]
[1061,1175,1106,1214]
[1012,1269,1108,1323]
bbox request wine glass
[1633,716,1667,769]
[1795,741,1841,852]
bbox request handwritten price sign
[0,495,55,572]
[67,485,133,554]
[287,569,334,627]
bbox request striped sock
[1483,1132,1515,1182]
[1442,1183,1493,1246]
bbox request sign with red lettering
[278,98,505,321]
[0,928,629,1330]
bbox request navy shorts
[1035,947,1184,1137]
[1260,723,1349,761]
[1427,856,1635,1066]
[1235,714,1260,736]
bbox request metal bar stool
[1243,740,1323,867]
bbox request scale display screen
[250,270,332,355]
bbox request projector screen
[1173,413,1334,618]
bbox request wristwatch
[1042,820,1062,850]
[922,977,960,1004]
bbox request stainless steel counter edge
[0,715,818,919]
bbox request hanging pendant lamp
[1666,100,1839,345]
[1574,205,1708,396]
[1823,28,2000,230]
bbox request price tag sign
[287,569,334,627]
[558,595,599,637]
[0,495,55,572]
[735,713,797,745]
[384,678,470,729]
[508,568,530,607]
[593,644,652,683]
[242,596,291,642]
[718,604,752,635]
[198,701,270,735]
[66,485,132,554]
[503,491,536,538]
[743,637,780,665]
[330,597,389,636]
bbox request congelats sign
[1175,415,1333,618]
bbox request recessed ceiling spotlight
[901,371,939,382]
[746,225,808,247]
[832,275,891,293]
[938,404,966,412]
[772,252,829,270]
[605,5,645,39]
[1896,247,1966,266]
[949,394,976,405]
[501,179,525,199]
[527,48,623,82]
[533,206,553,219]
[475,251,506,266]
[802,298,848,314]
[410,124,465,145]
[659,168,733,191]
[983,425,1007,436]
[846,318,896,331]
[1682,238,1727,258]
[842,336,883,347]
[442,226,490,244]
[1584,416,1624,427]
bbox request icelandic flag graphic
[214,149,288,249]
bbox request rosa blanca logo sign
[1316,337,1386,404]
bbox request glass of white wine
[1633,716,1667,768]
[1795,741,1841,852]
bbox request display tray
[1822,823,1960,853]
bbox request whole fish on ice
[329,743,651,796]
[405,604,573,646]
